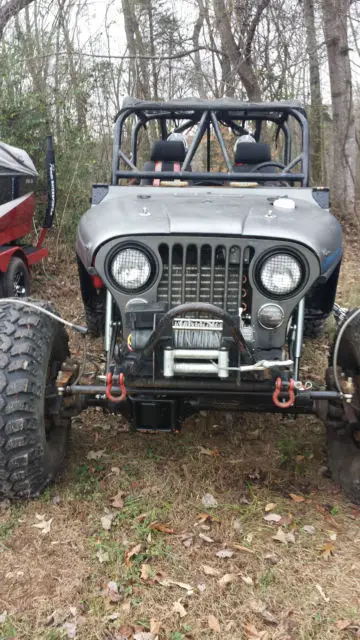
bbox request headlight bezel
[255,248,308,300]
[106,242,158,294]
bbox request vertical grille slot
[158,242,245,314]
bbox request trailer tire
[1,256,30,298]
[0,300,70,498]
[325,310,360,504]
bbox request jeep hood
[76,186,342,273]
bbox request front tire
[325,309,360,504]
[0,300,70,498]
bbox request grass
[1,242,360,638]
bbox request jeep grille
[157,242,251,315]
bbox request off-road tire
[325,311,360,504]
[0,300,70,498]
[1,257,30,298]
[303,316,326,339]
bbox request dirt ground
[1,241,360,640]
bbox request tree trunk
[303,0,323,184]
[212,0,269,101]
[321,0,356,219]
[0,0,34,39]
[193,0,206,98]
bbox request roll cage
[111,97,309,187]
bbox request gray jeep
[1,98,360,503]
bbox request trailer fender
[0,247,29,273]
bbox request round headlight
[110,248,151,291]
[259,253,302,296]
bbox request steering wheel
[250,161,292,186]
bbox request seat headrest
[150,140,186,162]
[234,142,271,165]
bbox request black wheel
[0,300,70,498]
[325,309,360,504]
[304,316,326,339]
[1,257,30,298]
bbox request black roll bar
[112,104,309,186]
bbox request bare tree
[321,0,356,218]
[0,0,34,38]
[303,0,323,184]
[212,0,270,100]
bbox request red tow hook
[106,372,127,403]
[272,377,295,409]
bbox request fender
[0,245,48,273]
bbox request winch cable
[0,298,88,334]
[332,306,360,397]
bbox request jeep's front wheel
[325,309,360,504]
[0,301,70,498]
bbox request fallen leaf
[303,525,316,535]
[133,633,155,640]
[0,611,7,623]
[199,446,220,457]
[241,574,254,586]
[121,601,131,614]
[243,623,263,638]
[150,522,175,534]
[315,583,330,602]
[264,553,280,564]
[202,493,218,508]
[107,612,120,621]
[111,492,125,509]
[32,515,53,535]
[105,581,120,603]
[203,565,220,576]
[157,578,193,592]
[199,532,214,543]
[197,512,220,523]
[208,614,221,633]
[232,543,255,554]
[272,527,295,545]
[264,513,282,523]
[216,549,234,558]
[136,512,150,522]
[87,449,105,460]
[140,564,151,581]
[125,543,142,564]
[233,518,243,533]
[61,622,76,639]
[265,503,276,512]
[321,542,335,560]
[182,537,193,548]
[150,619,161,634]
[118,624,135,637]
[101,514,115,531]
[96,549,109,563]
[335,620,351,630]
[172,600,187,618]
[218,573,237,588]
[289,493,305,503]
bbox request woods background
[0,0,359,238]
